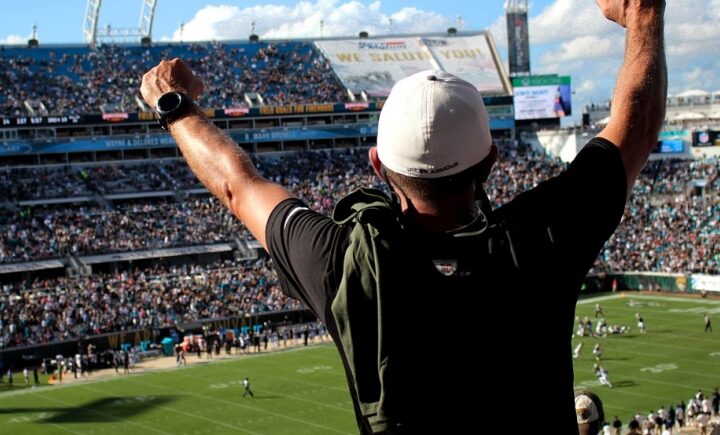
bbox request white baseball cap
[376,70,492,179]
[575,394,600,424]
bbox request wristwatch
[155,91,193,130]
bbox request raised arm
[596,0,667,197]
[140,58,294,249]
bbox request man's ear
[368,147,385,181]
[476,145,499,183]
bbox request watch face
[157,92,183,113]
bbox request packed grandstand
[0,34,718,355]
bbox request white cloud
[0,34,27,45]
[530,0,618,45]
[674,66,720,95]
[487,15,506,48]
[172,0,453,41]
[684,68,704,84]
[539,35,618,65]
[501,0,720,114]
[576,79,597,94]
[166,0,720,116]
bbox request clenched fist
[595,0,665,28]
[141,58,204,107]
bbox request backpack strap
[331,187,404,433]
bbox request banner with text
[424,35,506,94]
[690,274,720,292]
[316,34,506,97]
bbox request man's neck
[399,194,480,233]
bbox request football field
[0,293,719,433]
[0,345,357,434]
[573,293,720,422]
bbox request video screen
[512,76,572,120]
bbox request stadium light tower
[83,0,102,45]
[504,0,531,77]
[139,0,158,41]
[83,0,158,45]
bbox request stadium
[0,0,718,434]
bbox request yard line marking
[79,385,262,435]
[122,377,354,434]
[238,370,348,393]
[577,294,626,304]
[175,371,354,414]
[603,403,637,414]
[572,383,679,402]
[33,393,173,435]
[46,421,84,434]
[232,358,348,391]
[592,350,720,380]
[578,294,720,306]
[3,411,84,435]
[595,337,720,362]
[600,303,720,320]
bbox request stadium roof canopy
[676,89,710,98]
[670,111,705,121]
[596,115,611,125]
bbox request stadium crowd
[0,41,346,116]
[0,258,301,349]
[0,145,716,351]
[0,197,243,262]
[1,146,717,273]
[0,160,203,202]
[600,387,720,434]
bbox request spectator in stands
[575,390,605,435]
[140,0,666,432]
[627,418,642,434]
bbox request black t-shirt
[267,138,626,434]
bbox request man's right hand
[139,59,293,251]
[140,58,204,108]
[595,0,666,28]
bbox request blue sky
[0,0,517,43]
[2,0,719,121]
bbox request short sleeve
[493,137,627,278]
[265,198,349,321]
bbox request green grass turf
[573,293,720,423]
[0,345,357,434]
[0,293,718,433]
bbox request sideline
[0,341,336,399]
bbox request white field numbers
[640,364,678,374]
[296,365,333,374]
